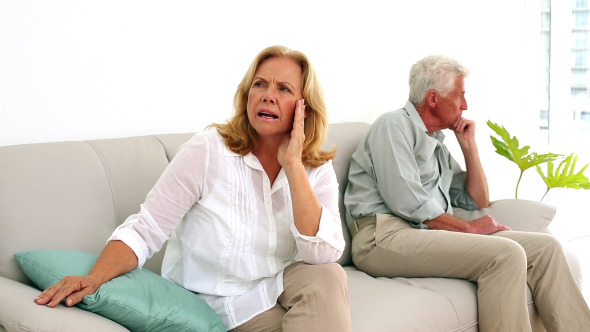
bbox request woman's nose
[263,95,276,104]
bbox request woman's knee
[280,262,349,308]
[308,263,348,290]
[284,262,347,288]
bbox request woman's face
[246,56,303,140]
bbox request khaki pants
[352,214,590,332]
[230,261,351,332]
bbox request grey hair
[408,55,470,106]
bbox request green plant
[536,153,590,201]
[487,120,590,201]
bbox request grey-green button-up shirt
[344,101,478,230]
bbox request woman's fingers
[293,99,305,135]
[35,275,99,307]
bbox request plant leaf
[536,153,590,190]
[487,120,560,172]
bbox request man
[344,55,590,331]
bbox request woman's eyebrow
[277,81,296,90]
[253,77,297,91]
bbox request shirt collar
[402,101,445,143]
[223,145,288,189]
[221,143,264,171]
[222,146,241,157]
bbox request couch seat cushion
[345,266,479,332]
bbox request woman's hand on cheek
[278,99,306,169]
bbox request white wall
[1,0,540,200]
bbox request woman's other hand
[34,240,137,307]
[34,274,102,307]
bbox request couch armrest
[452,199,556,233]
[0,277,128,332]
[453,200,583,291]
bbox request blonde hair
[211,45,335,167]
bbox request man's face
[436,76,468,128]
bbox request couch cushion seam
[433,285,478,332]
[84,141,120,227]
[149,135,174,162]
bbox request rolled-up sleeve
[448,156,478,211]
[108,205,167,268]
[108,133,209,268]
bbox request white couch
[0,122,580,331]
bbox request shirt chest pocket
[416,148,442,188]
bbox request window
[571,1,590,113]
[540,0,551,130]
[573,30,588,47]
[541,0,590,134]
[539,0,590,244]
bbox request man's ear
[426,90,438,108]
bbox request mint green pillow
[14,250,225,332]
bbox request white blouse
[108,129,345,329]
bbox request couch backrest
[0,123,369,284]
[321,122,371,265]
[0,135,176,284]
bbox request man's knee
[537,233,564,254]
[496,238,528,270]
[527,233,569,268]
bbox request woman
[35,45,351,332]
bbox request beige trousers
[230,261,351,332]
[352,214,590,332]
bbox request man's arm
[453,117,489,208]
[424,213,510,234]
[431,118,511,234]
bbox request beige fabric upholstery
[0,278,129,332]
[453,199,556,232]
[0,141,120,285]
[0,123,579,331]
